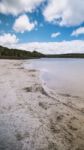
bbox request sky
[0,0,84,54]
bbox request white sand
[0,59,84,150]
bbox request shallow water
[24,58,84,98]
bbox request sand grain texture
[0,59,84,150]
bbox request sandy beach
[0,59,84,150]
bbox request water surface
[24,58,84,98]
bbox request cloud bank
[0,0,84,27]
[0,33,19,46]
[0,0,45,15]
[43,0,84,26]
[0,1,84,55]
[0,33,84,54]
[14,40,84,54]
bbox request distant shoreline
[46,53,84,58]
[0,45,84,59]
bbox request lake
[24,58,84,98]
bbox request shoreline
[0,59,84,150]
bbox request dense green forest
[0,45,84,59]
[46,53,84,58]
[0,46,44,59]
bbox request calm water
[24,58,84,98]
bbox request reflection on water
[25,58,84,98]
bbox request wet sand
[0,59,84,150]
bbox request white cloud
[0,33,19,47]
[51,32,61,38]
[12,40,84,54]
[43,0,84,26]
[0,35,83,54]
[0,0,84,27]
[71,27,84,36]
[0,0,45,15]
[13,14,37,33]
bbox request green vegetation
[0,45,84,59]
[46,53,84,58]
[0,46,44,59]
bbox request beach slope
[0,59,84,150]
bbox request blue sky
[0,0,84,54]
